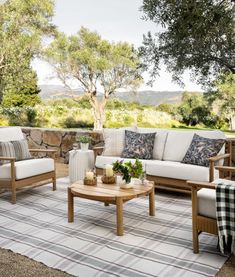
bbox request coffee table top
[70,177,154,201]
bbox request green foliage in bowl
[112,159,144,183]
[77,135,92,143]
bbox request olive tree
[45,27,143,130]
[140,0,235,86]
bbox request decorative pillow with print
[122,130,156,159]
[181,134,225,167]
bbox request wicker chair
[0,127,56,204]
[188,166,235,253]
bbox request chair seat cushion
[198,188,216,219]
[146,160,219,182]
[0,158,54,180]
[197,179,235,219]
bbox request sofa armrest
[187,181,215,190]
[208,153,231,182]
[0,156,16,161]
[0,156,16,180]
[208,153,230,162]
[29,149,57,159]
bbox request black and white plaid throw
[215,181,235,254]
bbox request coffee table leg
[68,187,74,223]
[116,197,124,236]
[149,187,155,216]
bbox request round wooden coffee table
[68,177,155,236]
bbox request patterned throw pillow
[181,134,225,167]
[0,139,31,165]
[122,130,156,159]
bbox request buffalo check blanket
[215,180,235,254]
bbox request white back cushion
[0,127,24,142]
[163,130,225,162]
[137,128,168,160]
[102,127,135,156]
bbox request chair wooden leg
[52,173,56,191]
[192,184,199,253]
[193,225,199,254]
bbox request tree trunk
[230,115,235,131]
[91,97,106,131]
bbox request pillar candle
[86,171,94,180]
[105,164,113,177]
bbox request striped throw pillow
[0,139,31,165]
[11,139,31,161]
[0,142,15,165]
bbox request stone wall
[21,127,103,163]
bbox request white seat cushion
[137,128,168,160]
[198,179,235,219]
[198,189,216,219]
[0,158,54,180]
[163,130,225,162]
[146,160,219,182]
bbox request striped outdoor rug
[0,178,228,277]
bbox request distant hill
[39,85,201,106]
[111,90,183,105]
[39,85,83,99]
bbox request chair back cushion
[0,139,31,165]
[0,142,15,164]
[0,127,24,142]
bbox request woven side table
[69,150,94,184]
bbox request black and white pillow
[122,130,156,159]
[0,139,31,165]
[182,134,225,167]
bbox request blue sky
[32,0,203,92]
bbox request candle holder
[101,174,116,184]
[84,176,97,186]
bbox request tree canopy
[140,0,235,86]
[45,27,143,129]
[210,74,235,129]
[0,0,55,106]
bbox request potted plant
[112,159,144,188]
[77,135,92,151]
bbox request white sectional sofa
[95,128,232,192]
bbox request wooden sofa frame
[188,166,235,253]
[94,139,233,193]
[0,149,57,204]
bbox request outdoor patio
[0,163,234,277]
